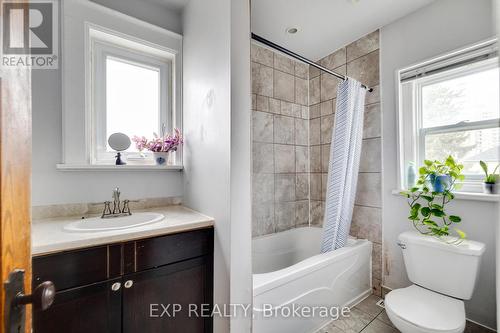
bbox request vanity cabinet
[32,228,214,333]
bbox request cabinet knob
[16,281,55,311]
[124,280,133,289]
[111,282,121,291]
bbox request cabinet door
[33,278,122,333]
[122,256,213,333]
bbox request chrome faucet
[101,187,132,218]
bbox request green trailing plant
[479,161,499,184]
[400,156,466,243]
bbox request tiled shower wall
[251,44,310,237]
[251,30,382,295]
[308,30,382,296]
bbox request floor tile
[316,321,347,333]
[360,319,399,333]
[355,295,384,317]
[330,308,374,333]
[376,310,395,328]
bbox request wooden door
[122,256,213,333]
[33,278,122,333]
[0,0,33,332]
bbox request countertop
[32,205,214,256]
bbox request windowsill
[391,189,500,202]
[56,164,183,171]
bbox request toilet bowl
[385,285,465,333]
[385,231,485,333]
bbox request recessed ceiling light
[286,27,299,34]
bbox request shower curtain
[321,79,366,252]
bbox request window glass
[421,66,499,128]
[106,56,160,151]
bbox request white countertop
[32,205,214,256]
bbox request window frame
[91,39,172,164]
[397,41,499,193]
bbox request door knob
[15,281,55,311]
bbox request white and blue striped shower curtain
[321,79,366,252]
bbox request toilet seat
[385,285,465,333]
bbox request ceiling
[142,0,190,12]
[251,0,436,60]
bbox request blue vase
[429,174,451,193]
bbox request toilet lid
[385,285,465,332]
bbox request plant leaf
[431,209,445,217]
[455,228,466,239]
[480,160,488,176]
[449,215,461,223]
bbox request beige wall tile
[309,65,321,78]
[276,202,296,231]
[346,30,379,62]
[351,205,382,243]
[372,278,382,297]
[320,73,342,102]
[295,118,308,146]
[252,111,273,143]
[372,243,382,280]
[365,85,380,105]
[275,174,296,202]
[320,100,333,117]
[295,77,309,105]
[319,48,346,70]
[252,173,274,204]
[310,173,322,201]
[347,50,380,87]
[310,201,324,227]
[253,142,274,173]
[300,106,309,119]
[321,173,328,200]
[309,76,321,105]
[359,138,381,172]
[310,103,320,119]
[269,98,281,114]
[256,95,269,112]
[252,62,273,97]
[310,145,321,173]
[320,114,334,144]
[296,146,309,173]
[275,144,295,173]
[295,200,309,227]
[310,118,321,145]
[296,174,309,201]
[252,94,256,110]
[321,144,331,173]
[274,70,295,102]
[251,43,274,67]
[364,103,381,139]
[274,115,295,144]
[274,53,295,75]
[355,173,382,207]
[252,202,274,237]
[295,62,309,79]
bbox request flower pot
[153,152,172,166]
[429,174,451,193]
[483,182,498,194]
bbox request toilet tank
[398,231,485,300]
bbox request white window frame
[90,38,172,164]
[397,39,499,193]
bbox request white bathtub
[252,227,372,333]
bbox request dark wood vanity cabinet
[32,228,214,333]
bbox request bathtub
[252,227,372,333]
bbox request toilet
[385,231,485,333]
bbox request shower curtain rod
[251,33,373,92]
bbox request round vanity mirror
[108,133,131,152]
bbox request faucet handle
[113,187,120,200]
[122,200,132,215]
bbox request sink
[63,212,165,232]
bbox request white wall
[182,0,232,332]
[32,1,184,206]
[90,0,182,34]
[381,0,497,328]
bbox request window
[89,27,174,164]
[398,40,499,192]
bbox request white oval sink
[63,212,165,232]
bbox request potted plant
[400,156,466,243]
[479,161,499,194]
[132,128,183,165]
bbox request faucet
[101,187,132,218]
